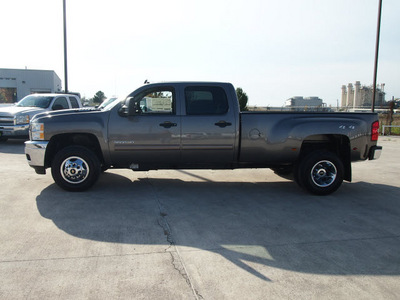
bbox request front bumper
[0,124,29,137]
[369,145,382,160]
[25,141,49,174]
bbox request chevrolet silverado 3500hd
[25,82,382,195]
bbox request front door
[108,87,180,168]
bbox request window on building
[0,88,17,103]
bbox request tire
[51,146,101,191]
[297,150,344,195]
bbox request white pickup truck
[0,93,82,142]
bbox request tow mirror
[119,97,140,117]
[119,102,129,117]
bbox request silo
[354,81,361,108]
[341,85,347,107]
[347,83,353,107]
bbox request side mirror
[118,103,129,117]
[118,97,140,117]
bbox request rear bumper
[369,145,382,160]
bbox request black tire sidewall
[298,151,344,195]
[51,146,100,191]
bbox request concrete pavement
[0,137,399,299]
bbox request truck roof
[30,93,80,99]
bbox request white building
[0,68,62,103]
[285,96,324,110]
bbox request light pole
[63,0,68,93]
[372,0,383,112]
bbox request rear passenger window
[185,86,228,115]
[69,97,79,108]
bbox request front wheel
[51,146,101,191]
[297,151,344,195]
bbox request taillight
[371,121,379,141]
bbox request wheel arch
[299,134,351,182]
[45,133,104,168]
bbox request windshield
[99,97,121,110]
[16,95,54,108]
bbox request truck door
[181,85,237,165]
[108,86,181,167]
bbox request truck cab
[109,82,239,169]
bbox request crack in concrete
[146,175,203,300]
[157,214,174,247]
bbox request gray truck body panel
[240,112,376,164]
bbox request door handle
[214,120,232,128]
[159,121,177,128]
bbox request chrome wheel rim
[60,156,89,184]
[311,160,337,187]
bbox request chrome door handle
[214,121,232,128]
[159,121,177,128]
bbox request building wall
[0,68,62,102]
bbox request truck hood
[33,107,99,121]
[0,105,46,116]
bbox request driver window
[136,89,174,114]
[52,97,69,110]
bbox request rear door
[180,85,237,164]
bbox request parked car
[25,82,381,195]
[0,93,82,141]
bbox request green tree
[236,87,248,111]
[92,91,106,105]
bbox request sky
[1,0,399,107]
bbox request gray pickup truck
[0,93,82,141]
[25,82,382,195]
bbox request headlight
[14,114,30,125]
[31,123,45,140]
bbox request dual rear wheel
[295,150,344,195]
